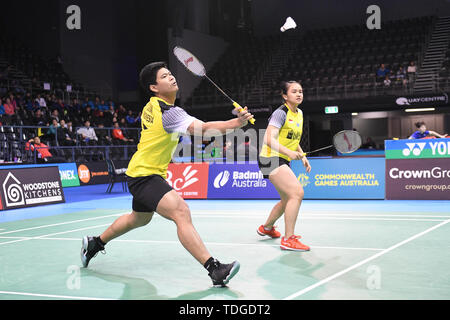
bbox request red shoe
[257,225,281,238]
[280,235,310,251]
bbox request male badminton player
[81,62,253,287]
[257,80,311,251]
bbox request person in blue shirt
[409,121,447,139]
[0,98,5,115]
[376,63,390,81]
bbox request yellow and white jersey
[259,104,303,161]
[126,96,196,179]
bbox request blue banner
[207,162,279,199]
[291,158,385,199]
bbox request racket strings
[333,131,362,153]
[173,47,206,76]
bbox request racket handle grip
[232,102,255,125]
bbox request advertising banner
[57,163,80,187]
[386,158,450,200]
[0,163,80,187]
[395,93,449,107]
[76,160,129,185]
[385,138,450,160]
[207,162,279,199]
[0,166,65,210]
[77,162,110,185]
[166,162,209,199]
[291,158,385,199]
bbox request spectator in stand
[93,96,101,110]
[3,97,16,115]
[104,105,115,126]
[35,94,47,108]
[125,110,137,126]
[57,119,76,146]
[50,109,60,123]
[8,94,17,110]
[33,109,47,126]
[361,137,377,149]
[66,120,77,142]
[99,99,109,111]
[117,104,127,118]
[82,105,94,123]
[0,98,4,116]
[25,136,64,163]
[47,118,60,142]
[52,98,65,113]
[112,121,134,144]
[24,92,34,111]
[407,61,416,81]
[72,98,81,112]
[77,120,98,145]
[376,64,390,82]
[396,66,407,86]
[95,122,112,145]
[82,97,94,109]
[383,75,391,87]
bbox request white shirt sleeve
[268,108,287,129]
[162,107,196,134]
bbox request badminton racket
[305,130,362,155]
[173,46,255,125]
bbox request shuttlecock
[280,17,297,32]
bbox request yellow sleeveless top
[126,96,195,179]
[259,104,303,161]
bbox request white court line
[192,211,450,218]
[283,217,450,300]
[0,290,114,300]
[28,237,386,251]
[0,223,112,246]
[191,215,446,222]
[0,213,124,235]
[1,211,446,237]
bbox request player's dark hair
[139,61,167,95]
[415,121,426,128]
[280,80,301,102]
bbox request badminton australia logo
[2,172,25,207]
[213,170,230,188]
[403,143,426,157]
[213,170,266,189]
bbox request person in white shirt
[407,61,417,73]
[77,120,98,145]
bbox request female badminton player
[257,80,311,251]
[80,62,253,287]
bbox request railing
[0,78,111,105]
[0,125,140,164]
[188,74,450,108]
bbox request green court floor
[0,199,449,300]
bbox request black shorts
[258,156,290,179]
[127,174,173,212]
